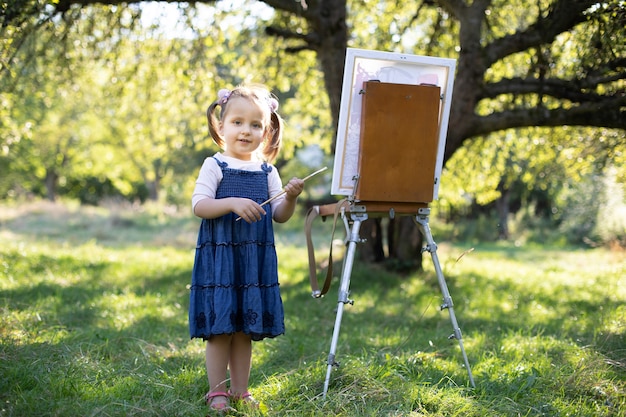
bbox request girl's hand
[231,198,266,223]
[283,177,304,201]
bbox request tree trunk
[146,179,159,201]
[496,185,511,240]
[358,216,424,272]
[146,159,162,201]
[44,169,58,202]
[356,218,384,262]
[388,217,424,272]
[310,0,347,146]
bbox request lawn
[0,201,624,416]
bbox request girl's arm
[272,177,304,223]
[194,197,266,223]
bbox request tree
[3,0,626,159]
[1,5,122,201]
[1,2,328,203]
[2,0,625,264]
[267,0,625,261]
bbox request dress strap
[261,162,272,174]
[212,156,228,169]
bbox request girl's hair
[207,83,284,163]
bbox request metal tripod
[414,207,475,389]
[322,207,475,398]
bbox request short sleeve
[191,157,223,210]
[267,166,285,213]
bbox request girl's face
[219,97,268,161]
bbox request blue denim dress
[189,158,285,341]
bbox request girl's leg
[228,332,252,395]
[205,334,232,406]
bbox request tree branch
[472,97,626,137]
[483,72,626,102]
[264,25,318,50]
[484,0,597,66]
[55,0,205,13]
[436,0,470,19]
[261,0,310,15]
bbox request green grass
[1,201,624,416]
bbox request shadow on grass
[1,249,192,331]
[1,232,624,416]
[273,252,625,415]
[0,246,207,416]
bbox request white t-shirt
[191,152,285,212]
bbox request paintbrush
[236,166,328,221]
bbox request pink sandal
[205,391,236,414]
[228,390,259,409]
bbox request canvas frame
[331,48,457,200]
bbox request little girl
[189,84,304,414]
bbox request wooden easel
[309,81,475,398]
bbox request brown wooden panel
[356,81,441,204]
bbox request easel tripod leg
[415,210,476,388]
[322,218,362,398]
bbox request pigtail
[262,111,283,163]
[206,101,225,150]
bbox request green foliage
[1,2,331,205]
[1,0,624,253]
[436,125,626,246]
[556,166,626,247]
[368,0,626,248]
[2,5,142,200]
[0,202,624,416]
